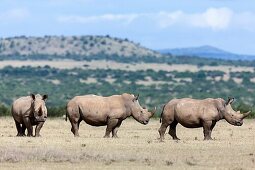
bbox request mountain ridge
[158,45,255,60]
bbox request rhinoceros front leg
[203,120,216,140]
[104,118,119,138]
[35,122,44,137]
[23,117,33,137]
[112,120,122,138]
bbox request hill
[158,45,255,60]
[0,35,160,58]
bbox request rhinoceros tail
[65,111,67,121]
[65,104,68,121]
[160,104,166,123]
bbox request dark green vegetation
[0,66,254,118]
[0,35,254,118]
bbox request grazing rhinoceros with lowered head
[158,97,251,141]
[66,93,156,137]
[12,94,48,137]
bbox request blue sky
[0,0,255,54]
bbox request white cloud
[58,13,139,25]
[57,7,255,31]
[0,9,30,22]
[157,11,184,28]
[191,8,233,30]
[157,8,233,30]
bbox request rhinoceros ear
[226,97,234,105]
[30,94,35,100]
[134,94,139,100]
[42,94,48,101]
[132,94,139,102]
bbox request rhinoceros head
[221,97,251,126]
[31,94,48,122]
[128,94,156,125]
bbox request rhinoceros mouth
[234,121,243,126]
[34,117,46,122]
[142,120,149,125]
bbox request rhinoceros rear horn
[241,111,251,119]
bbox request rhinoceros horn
[241,111,251,119]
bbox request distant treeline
[1,53,255,67]
[0,59,254,117]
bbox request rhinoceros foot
[173,137,180,140]
[204,136,213,140]
[16,133,26,137]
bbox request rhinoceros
[158,97,251,141]
[11,94,48,137]
[66,93,156,137]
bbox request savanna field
[1,0,255,169]
[0,117,254,170]
[0,36,255,170]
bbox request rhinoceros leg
[23,117,33,137]
[21,124,26,136]
[112,120,122,138]
[104,118,119,138]
[72,118,82,137]
[168,120,180,140]
[15,120,23,136]
[71,121,79,137]
[35,122,44,137]
[158,122,169,142]
[203,121,216,140]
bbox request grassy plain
[0,117,254,170]
[0,60,254,72]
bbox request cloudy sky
[0,0,255,54]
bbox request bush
[0,104,10,116]
[47,106,66,117]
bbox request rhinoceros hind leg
[203,121,216,140]
[112,120,122,138]
[158,122,169,142]
[168,120,180,140]
[71,121,80,137]
[23,117,33,137]
[21,124,26,136]
[15,120,24,136]
[104,118,119,138]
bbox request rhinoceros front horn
[241,111,251,119]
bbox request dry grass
[0,60,254,73]
[0,117,254,170]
